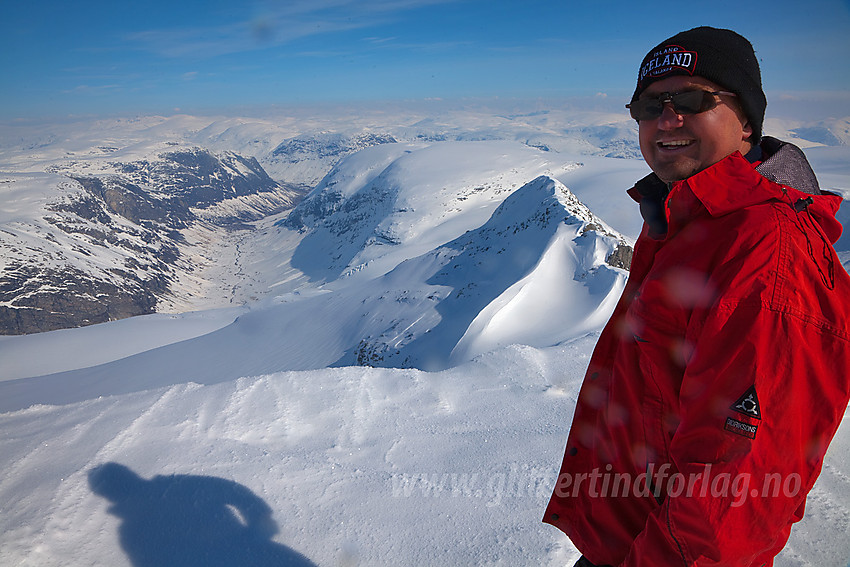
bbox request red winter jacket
[544,139,850,566]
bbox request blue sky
[2,0,849,121]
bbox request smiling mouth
[658,140,693,148]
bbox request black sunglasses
[626,90,737,121]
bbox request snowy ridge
[327,173,630,370]
[448,175,629,363]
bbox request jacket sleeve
[620,298,850,566]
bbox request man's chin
[650,160,701,184]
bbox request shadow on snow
[88,462,316,567]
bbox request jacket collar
[628,138,837,239]
[677,150,777,218]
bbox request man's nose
[657,103,685,130]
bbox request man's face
[637,76,753,184]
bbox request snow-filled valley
[1,104,850,566]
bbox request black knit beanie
[631,27,767,142]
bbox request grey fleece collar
[756,136,822,195]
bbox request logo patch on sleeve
[731,385,761,420]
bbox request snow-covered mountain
[266,132,400,187]
[0,103,647,337]
[282,161,631,371]
[0,139,635,394]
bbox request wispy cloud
[363,36,398,45]
[63,84,124,95]
[126,0,456,59]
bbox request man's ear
[741,119,755,145]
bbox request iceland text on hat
[639,44,698,84]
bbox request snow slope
[0,342,588,566]
[1,341,848,566]
[1,115,850,566]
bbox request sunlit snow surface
[1,110,849,566]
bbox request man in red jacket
[543,27,850,566]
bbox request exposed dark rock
[0,264,161,335]
[1,148,305,335]
[606,243,633,270]
[271,133,397,162]
[70,175,192,228]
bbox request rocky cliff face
[0,148,305,335]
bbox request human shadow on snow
[88,462,316,567]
